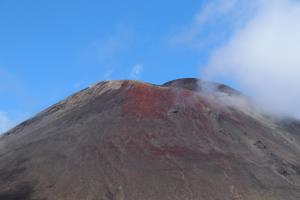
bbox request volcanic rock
[0,78,299,200]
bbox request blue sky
[0,0,255,131]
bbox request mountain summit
[0,78,300,200]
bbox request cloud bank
[201,0,300,118]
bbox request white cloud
[202,0,300,118]
[130,64,143,80]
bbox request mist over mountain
[0,78,299,200]
[202,0,300,119]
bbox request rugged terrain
[0,78,299,200]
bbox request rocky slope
[0,78,299,200]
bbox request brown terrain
[0,78,299,200]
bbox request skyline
[0,0,226,132]
[1,0,300,132]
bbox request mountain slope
[0,78,300,200]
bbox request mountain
[0,78,300,200]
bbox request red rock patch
[122,83,174,118]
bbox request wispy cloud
[0,67,23,94]
[80,26,132,82]
[0,112,13,134]
[82,26,132,66]
[0,68,33,133]
[96,32,129,63]
[103,70,114,81]
[0,67,34,106]
[170,0,257,49]
[130,64,143,80]
[73,80,86,89]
